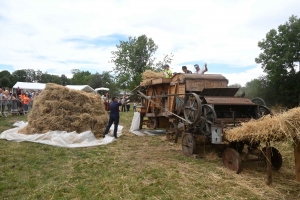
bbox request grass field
[0,111,299,199]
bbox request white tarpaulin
[129,112,165,136]
[13,82,46,90]
[0,121,123,148]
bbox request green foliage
[255,15,300,107]
[70,70,91,85]
[40,73,62,84]
[111,35,158,89]
[0,70,13,88]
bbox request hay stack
[18,83,108,138]
[224,107,300,143]
[140,70,164,86]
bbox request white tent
[66,85,95,93]
[13,82,46,90]
[95,87,109,91]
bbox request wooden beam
[294,139,300,182]
[266,141,272,185]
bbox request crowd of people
[0,87,41,117]
[164,63,208,78]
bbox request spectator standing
[121,96,126,112]
[126,100,130,112]
[103,97,123,139]
[194,63,208,74]
[0,88,6,116]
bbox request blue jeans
[104,116,119,137]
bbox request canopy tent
[13,82,46,90]
[66,85,95,93]
[95,87,109,91]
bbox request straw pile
[18,83,108,138]
[140,70,164,86]
[224,107,300,143]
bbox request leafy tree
[0,70,13,87]
[61,74,70,86]
[0,77,11,88]
[111,35,158,89]
[255,15,300,107]
[12,70,27,82]
[70,70,91,85]
[40,73,62,84]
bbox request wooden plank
[294,139,300,182]
[151,78,172,85]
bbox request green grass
[0,111,299,199]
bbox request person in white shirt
[194,63,208,74]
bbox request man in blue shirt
[104,96,122,139]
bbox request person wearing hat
[194,63,208,74]
[164,64,172,78]
[182,66,192,74]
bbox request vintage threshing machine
[137,73,282,173]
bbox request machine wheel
[148,117,158,129]
[182,133,196,156]
[166,122,179,143]
[200,104,217,134]
[252,97,266,106]
[229,141,245,153]
[260,147,282,170]
[184,93,202,124]
[222,148,242,174]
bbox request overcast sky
[0,0,299,86]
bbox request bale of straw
[18,83,108,138]
[140,70,164,86]
[224,107,300,143]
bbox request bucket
[211,126,222,144]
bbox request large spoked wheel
[166,122,179,143]
[182,133,196,156]
[184,93,202,124]
[252,97,266,106]
[259,147,282,170]
[222,148,242,174]
[200,104,217,134]
[255,105,272,119]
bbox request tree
[71,70,91,85]
[255,15,300,107]
[12,70,27,82]
[111,35,158,89]
[0,70,13,88]
[40,73,62,84]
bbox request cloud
[0,0,299,86]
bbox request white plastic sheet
[0,121,123,148]
[129,112,165,136]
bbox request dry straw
[18,83,108,138]
[224,107,300,143]
[140,70,164,86]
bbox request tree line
[1,16,299,107]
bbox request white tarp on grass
[0,121,123,148]
[129,112,165,136]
